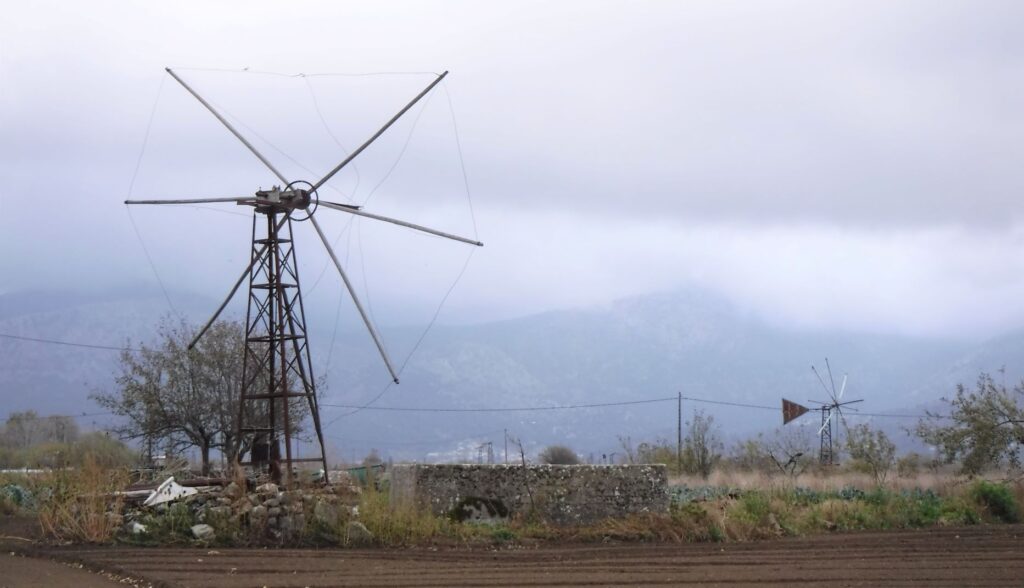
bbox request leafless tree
[92,318,311,475]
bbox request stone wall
[390,464,668,525]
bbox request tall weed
[37,457,128,543]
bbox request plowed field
[20,524,1023,587]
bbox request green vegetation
[845,424,897,486]
[0,411,137,470]
[916,372,1024,475]
[970,480,1020,523]
[16,461,1022,548]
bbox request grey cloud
[3,1,1024,338]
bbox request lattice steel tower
[125,68,482,486]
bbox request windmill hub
[253,183,314,213]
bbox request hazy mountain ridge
[0,286,1019,458]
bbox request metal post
[504,429,508,464]
[677,392,683,475]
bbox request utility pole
[677,391,683,475]
[504,428,508,464]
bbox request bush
[538,445,580,465]
[971,480,1021,523]
[896,453,923,478]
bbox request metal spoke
[126,197,254,205]
[165,68,290,186]
[319,200,482,247]
[311,72,448,192]
[188,215,289,349]
[309,215,399,383]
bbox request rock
[255,482,278,496]
[128,521,148,535]
[265,498,280,508]
[251,504,268,523]
[345,521,374,546]
[191,523,216,541]
[267,517,278,528]
[267,507,282,518]
[223,482,243,501]
[313,500,342,527]
[208,505,232,519]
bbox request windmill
[126,68,482,486]
[781,358,862,465]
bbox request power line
[0,411,115,421]
[323,396,680,413]
[322,394,950,420]
[0,333,135,352]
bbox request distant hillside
[2,285,1021,461]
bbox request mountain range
[0,285,1020,462]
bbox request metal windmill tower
[126,68,482,485]
[781,358,862,465]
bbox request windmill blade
[165,68,290,186]
[838,374,848,399]
[311,71,449,192]
[810,365,834,397]
[309,215,399,383]
[187,215,290,349]
[319,200,483,246]
[189,263,248,350]
[825,357,838,400]
[125,197,255,205]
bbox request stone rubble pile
[122,474,373,544]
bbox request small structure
[390,464,669,525]
[782,358,863,465]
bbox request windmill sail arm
[187,216,289,349]
[309,215,400,383]
[318,200,483,246]
[818,412,833,435]
[125,197,256,205]
[164,68,290,186]
[188,260,250,350]
[311,71,449,192]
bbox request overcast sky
[2,0,1023,340]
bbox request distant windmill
[781,358,862,465]
[126,68,482,485]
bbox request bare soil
[1,553,132,588]
[5,524,1019,587]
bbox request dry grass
[356,485,483,546]
[670,468,965,494]
[36,457,129,543]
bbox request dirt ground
[0,523,1018,587]
[1,553,133,588]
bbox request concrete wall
[390,464,668,525]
